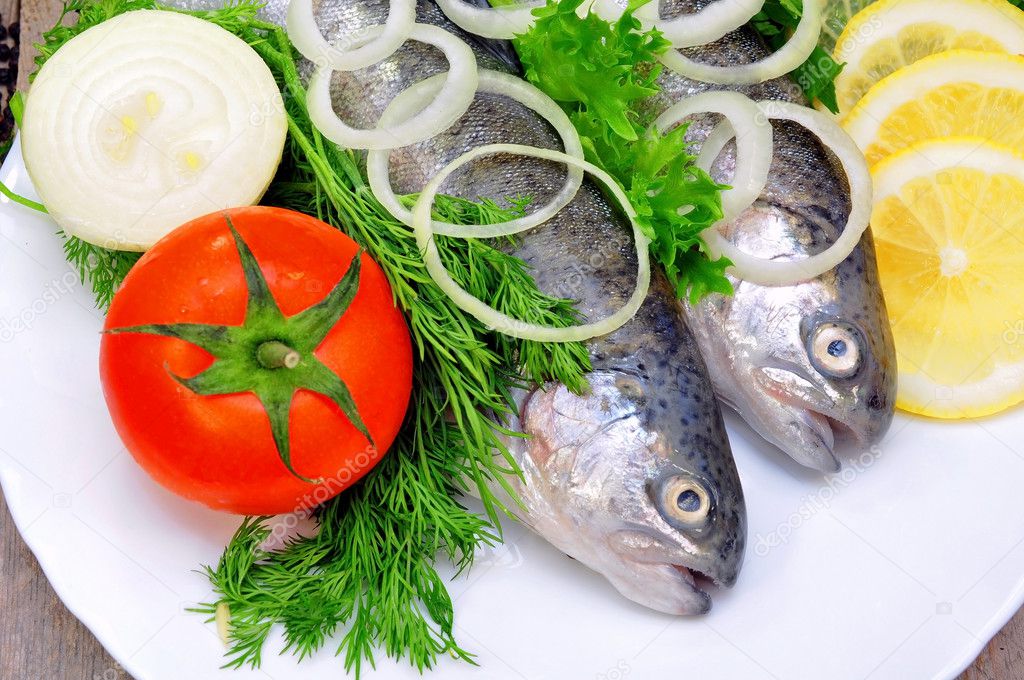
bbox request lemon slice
[820,0,877,55]
[843,50,1024,167]
[870,138,1024,418]
[833,0,1024,115]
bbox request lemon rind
[842,50,1024,148]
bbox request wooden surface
[0,1,1022,678]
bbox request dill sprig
[32,0,591,674]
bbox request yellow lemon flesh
[843,50,1024,167]
[870,138,1024,418]
[833,0,1024,116]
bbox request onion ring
[307,23,478,151]
[413,144,651,342]
[659,0,822,84]
[635,0,766,49]
[368,69,585,237]
[434,0,546,40]
[286,0,415,71]
[651,91,773,222]
[704,100,872,285]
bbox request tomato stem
[257,341,301,370]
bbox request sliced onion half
[368,69,585,237]
[286,0,415,71]
[434,0,546,40]
[651,91,773,221]
[659,0,822,84]
[413,144,651,342]
[307,23,478,150]
[20,9,286,251]
[635,0,766,48]
[703,100,872,285]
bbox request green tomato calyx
[106,215,375,483]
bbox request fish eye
[809,322,862,378]
[661,476,712,525]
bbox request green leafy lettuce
[510,0,733,302]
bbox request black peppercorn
[0,44,10,62]
[8,22,18,41]
[0,25,7,42]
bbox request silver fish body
[183,0,747,613]
[643,0,897,472]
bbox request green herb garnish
[751,0,846,112]
[30,0,590,674]
[506,0,732,302]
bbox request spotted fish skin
[637,0,897,472]
[165,0,747,613]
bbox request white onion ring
[413,144,651,342]
[635,0,766,49]
[307,23,478,150]
[703,100,871,285]
[696,120,736,175]
[368,69,585,238]
[286,0,415,71]
[659,0,823,84]
[651,91,772,222]
[434,0,546,40]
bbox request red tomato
[100,207,412,514]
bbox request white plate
[2,140,1023,680]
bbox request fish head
[704,210,897,471]
[516,370,745,615]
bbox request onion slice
[368,69,585,237]
[635,0,766,48]
[413,144,651,342]
[20,9,286,251]
[286,0,415,71]
[651,91,773,222]
[307,23,478,150]
[703,100,872,285]
[434,0,546,40]
[659,0,823,84]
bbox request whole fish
[174,0,747,614]
[643,0,898,472]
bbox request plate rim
[4,462,1024,680]
[1,139,1022,680]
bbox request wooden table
[0,1,1022,678]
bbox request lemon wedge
[833,0,1024,116]
[870,138,1024,418]
[842,50,1024,167]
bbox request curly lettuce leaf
[510,0,732,302]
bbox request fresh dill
[29,0,591,675]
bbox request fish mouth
[621,559,714,616]
[608,532,722,615]
[666,563,714,615]
[754,366,863,472]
